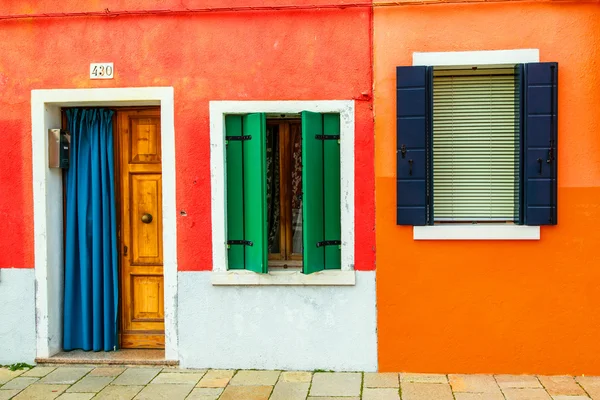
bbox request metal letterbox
[48,129,71,169]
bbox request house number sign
[90,63,114,79]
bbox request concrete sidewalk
[1,366,599,399]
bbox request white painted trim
[414,225,540,240]
[31,87,178,361]
[209,100,355,279]
[211,270,355,286]
[412,49,541,241]
[413,49,540,67]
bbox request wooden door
[117,108,164,349]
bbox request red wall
[0,1,375,271]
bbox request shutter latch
[227,240,253,248]
[316,240,341,248]
[400,144,407,158]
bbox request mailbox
[48,129,71,169]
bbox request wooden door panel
[118,109,164,349]
[130,117,161,164]
[131,274,164,322]
[130,174,162,265]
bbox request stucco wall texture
[374,2,600,375]
[0,1,375,272]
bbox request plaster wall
[0,269,36,364]
[177,271,377,371]
[374,1,600,374]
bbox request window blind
[432,69,518,221]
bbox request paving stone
[56,394,95,400]
[0,376,39,390]
[454,393,505,400]
[270,381,310,400]
[12,383,69,399]
[364,372,399,388]
[150,372,204,385]
[362,387,401,400]
[503,388,553,400]
[88,367,126,377]
[229,370,280,386]
[196,370,235,388]
[307,397,360,400]
[66,376,113,393]
[22,367,56,378]
[309,372,362,397]
[185,387,224,400]
[0,390,21,400]
[551,396,592,400]
[450,374,502,393]
[540,376,587,396]
[496,374,542,388]
[160,368,207,374]
[39,367,93,384]
[218,385,273,400]
[280,371,312,383]
[401,382,454,400]
[133,383,194,399]
[575,376,600,398]
[94,385,144,400]
[111,368,161,386]
[0,369,25,384]
[400,373,448,384]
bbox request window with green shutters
[225,111,341,274]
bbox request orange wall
[374,2,600,374]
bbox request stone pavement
[1,366,600,399]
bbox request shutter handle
[408,159,413,176]
[537,158,543,175]
[400,144,407,159]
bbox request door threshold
[36,349,178,366]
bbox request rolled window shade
[433,69,518,221]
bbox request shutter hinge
[227,240,253,248]
[400,144,407,158]
[547,139,555,164]
[225,135,252,145]
[316,240,341,248]
[315,135,340,141]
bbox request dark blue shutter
[523,62,558,225]
[396,66,432,225]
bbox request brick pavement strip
[400,372,448,384]
[502,388,553,400]
[229,370,281,386]
[196,369,235,388]
[38,367,93,385]
[364,372,399,388]
[309,372,362,397]
[539,375,588,396]
[362,387,401,400]
[134,383,195,400]
[401,382,455,400]
[185,387,224,400]
[219,385,273,400]
[576,376,600,399]
[269,381,310,400]
[496,374,543,389]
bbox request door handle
[141,213,153,224]
[124,245,128,256]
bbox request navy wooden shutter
[523,62,558,225]
[396,66,432,225]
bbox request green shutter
[301,111,341,274]
[225,113,268,273]
[432,68,518,221]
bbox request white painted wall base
[0,269,36,364]
[177,271,377,371]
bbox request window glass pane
[433,69,518,221]
[266,124,281,253]
[291,123,303,254]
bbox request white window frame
[412,49,541,241]
[209,101,355,285]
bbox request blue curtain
[64,108,119,352]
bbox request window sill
[211,270,356,286]
[413,225,540,240]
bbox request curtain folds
[63,108,119,352]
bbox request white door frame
[31,87,178,360]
